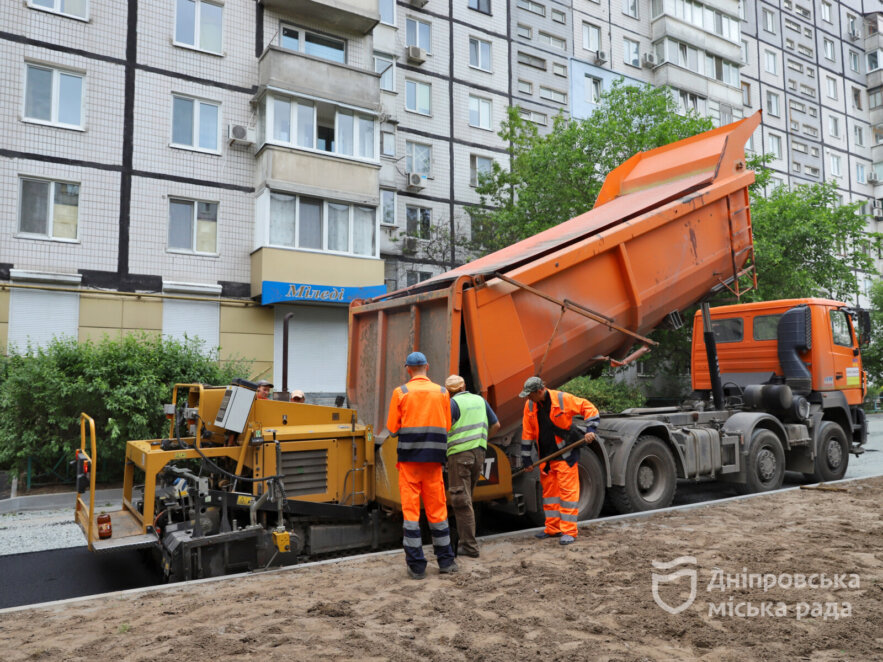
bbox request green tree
[861,279,883,389]
[467,81,714,252]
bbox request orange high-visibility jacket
[387,375,452,464]
[522,390,600,465]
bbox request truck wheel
[608,436,676,514]
[740,429,785,494]
[576,448,605,521]
[804,422,849,483]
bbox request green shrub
[0,334,252,481]
[560,375,646,414]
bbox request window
[868,51,881,72]
[539,86,566,103]
[855,125,865,147]
[374,54,395,92]
[623,38,640,66]
[24,64,83,128]
[823,38,835,61]
[706,55,739,86]
[797,44,813,58]
[762,8,775,33]
[820,1,831,22]
[175,0,222,54]
[406,18,431,52]
[741,39,748,63]
[171,96,219,152]
[857,163,867,184]
[826,76,838,99]
[753,314,783,341]
[406,205,431,239]
[767,133,782,158]
[517,79,533,94]
[379,0,395,25]
[741,82,750,106]
[18,177,79,240]
[468,0,491,13]
[538,32,566,50]
[268,193,375,256]
[517,51,546,70]
[792,140,807,153]
[787,59,804,73]
[267,95,376,160]
[764,50,776,74]
[709,9,739,42]
[407,271,433,286]
[850,51,860,73]
[676,90,705,115]
[380,189,396,226]
[552,63,567,77]
[469,95,492,129]
[517,24,532,39]
[586,75,602,103]
[830,311,853,347]
[470,155,493,186]
[520,108,547,125]
[406,80,431,115]
[469,38,492,71]
[552,8,566,23]
[830,153,841,176]
[281,26,346,63]
[766,91,779,117]
[829,115,840,137]
[517,0,545,16]
[27,0,87,19]
[381,130,395,157]
[794,5,810,19]
[623,0,638,19]
[710,318,743,343]
[583,23,600,52]
[169,198,217,254]
[853,87,863,110]
[406,141,431,176]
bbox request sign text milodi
[286,284,346,302]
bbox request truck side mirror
[859,310,871,347]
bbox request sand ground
[1,478,880,662]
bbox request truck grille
[280,449,328,496]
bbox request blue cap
[405,351,428,366]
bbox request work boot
[439,561,459,574]
[457,546,480,558]
[408,567,427,580]
[559,535,576,546]
[534,531,561,539]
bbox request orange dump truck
[350,110,869,522]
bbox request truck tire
[804,421,849,483]
[739,429,785,494]
[608,436,677,514]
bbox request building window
[468,0,490,13]
[855,124,865,147]
[405,80,431,115]
[18,177,79,240]
[706,54,739,86]
[406,140,431,176]
[764,50,777,74]
[171,95,219,152]
[407,271,433,286]
[586,75,602,103]
[470,154,493,186]
[517,79,533,94]
[27,0,87,19]
[517,51,546,70]
[623,0,638,19]
[857,163,867,184]
[767,133,782,159]
[24,63,83,128]
[868,51,881,72]
[849,51,860,73]
[676,90,705,116]
[406,18,431,52]
[469,38,492,71]
[539,86,566,104]
[853,87,863,110]
[823,38,835,61]
[792,140,807,153]
[380,189,396,226]
[268,193,375,256]
[583,23,600,52]
[552,8,566,23]
[517,0,545,16]
[623,38,640,67]
[175,0,222,54]
[406,205,431,239]
[762,8,775,33]
[517,24,532,39]
[374,54,395,92]
[820,1,831,22]
[826,76,838,100]
[469,95,492,129]
[379,0,395,25]
[741,82,750,106]
[829,115,840,138]
[830,154,841,176]
[169,198,217,254]
[553,63,567,77]
[381,130,395,156]
[281,26,346,63]
[520,108,547,125]
[766,91,779,117]
[267,95,375,160]
[741,39,748,63]
[538,32,566,50]
[872,89,883,109]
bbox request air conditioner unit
[408,172,426,189]
[227,124,255,145]
[402,237,418,253]
[594,50,608,64]
[406,46,426,64]
[410,0,428,6]
[868,172,879,183]
[848,28,861,40]
[873,199,883,209]
[642,52,656,68]
[874,207,883,218]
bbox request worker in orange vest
[520,376,599,546]
[386,352,457,579]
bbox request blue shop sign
[261,280,386,305]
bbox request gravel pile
[0,508,87,556]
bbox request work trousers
[398,461,456,573]
[446,447,486,556]
[540,459,580,537]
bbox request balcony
[259,46,380,111]
[651,16,741,62]
[261,0,379,34]
[250,247,385,299]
